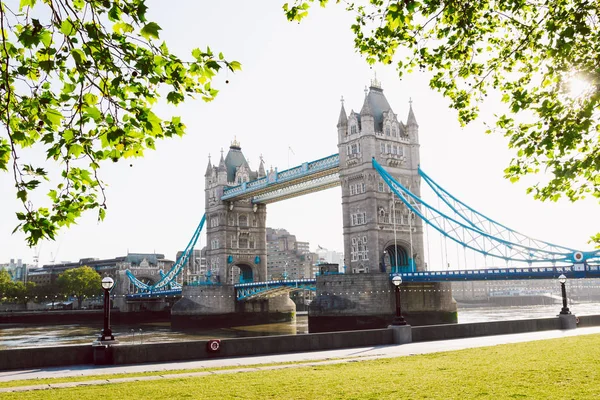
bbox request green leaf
[19,0,37,10]
[85,106,102,122]
[140,22,161,40]
[60,19,77,36]
[68,144,84,157]
[46,109,63,126]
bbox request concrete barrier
[112,329,394,365]
[412,317,561,342]
[0,344,92,371]
[2,315,599,371]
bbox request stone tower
[337,80,425,274]
[204,140,267,283]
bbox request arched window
[239,214,248,227]
[385,126,391,136]
[392,126,397,137]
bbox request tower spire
[337,96,348,127]
[360,91,373,116]
[204,154,213,177]
[407,98,418,127]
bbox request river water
[1,303,599,350]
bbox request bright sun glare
[568,76,592,98]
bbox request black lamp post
[391,275,407,325]
[99,277,115,341]
[558,274,571,315]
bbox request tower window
[392,126,397,137]
[350,125,357,134]
[385,126,390,136]
[239,214,248,227]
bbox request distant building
[27,253,174,287]
[176,249,206,283]
[315,247,345,272]
[0,259,28,282]
[266,228,317,280]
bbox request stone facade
[204,140,268,284]
[337,80,424,274]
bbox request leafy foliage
[0,268,36,302]
[0,0,241,245]
[285,1,599,244]
[56,265,101,308]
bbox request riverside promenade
[1,325,600,393]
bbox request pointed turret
[407,101,418,127]
[217,148,227,184]
[360,91,373,117]
[258,156,266,178]
[337,103,348,127]
[218,150,226,171]
[204,155,213,177]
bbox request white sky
[0,1,598,267]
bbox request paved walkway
[1,326,600,393]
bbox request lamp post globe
[101,277,114,290]
[558,274,570,315]
[99,276,115,342]
[391,275,406,326]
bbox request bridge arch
[383,239,414,273]
[227,263,255,284]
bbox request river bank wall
[1,314,599,371]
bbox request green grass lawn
[3,334,600,399]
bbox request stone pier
[308,273,457,332]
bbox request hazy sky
[0,1,598,267]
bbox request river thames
[1,302,599,350]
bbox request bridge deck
[221,154,340,204]
[125,265,600,300]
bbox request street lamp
[99,277,115,341]
[558,274,571,315]
[391,275,407,325]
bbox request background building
[266,228,317,280]
[314,246,344,272]
[0,259,28,282]
[26,253,174,289]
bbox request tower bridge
[125,80,599,331]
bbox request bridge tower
[204,140,268,284]
[337,79,424,274]
[309,80,457,332]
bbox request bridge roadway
[221,154,340,204]
[125,263,600,301]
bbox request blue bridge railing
[221,154,339,200]
[125,264,600,301]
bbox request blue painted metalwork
[186,280,221,286]
[372,158,599,264]
[126,214,206,292]
[417,167,598,262]
[159,270,182,289]
[126,289,183,300]
[123,263,600,301]
[221,154,340,203]
[392,263,600,282]
[235,279,317,300]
